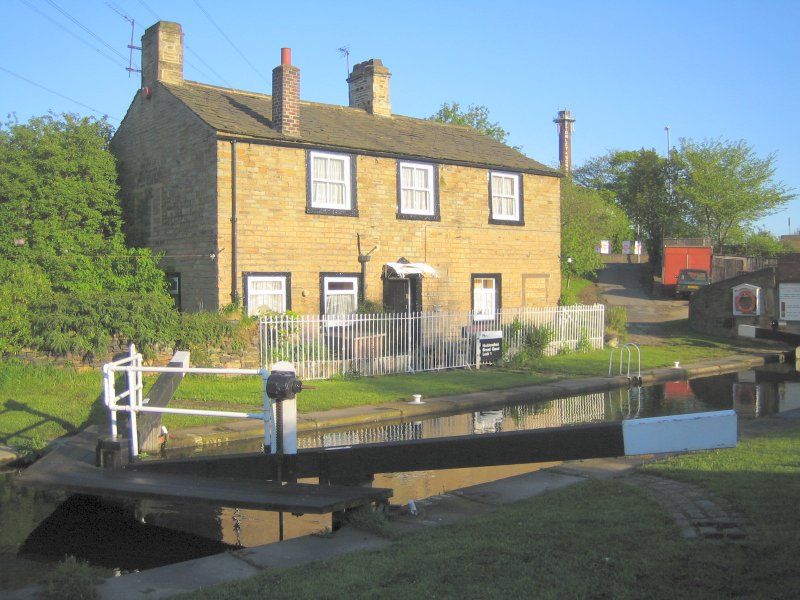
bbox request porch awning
[383,262,439,279]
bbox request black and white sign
[476,330,503,364]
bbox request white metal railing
[260,304,605,380]
[102,345,272,459]
[608,343,642,380]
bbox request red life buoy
[734,289,757,314]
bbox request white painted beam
[623,410,737,456]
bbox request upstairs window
[398,161,438,219]
[489,171,522,224]
[246,274,289,316]
[308,151,356,215]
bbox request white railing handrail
[107,365,261,376]
[103,344,274,460]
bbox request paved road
[597,262,688,343]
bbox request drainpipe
[230,140,239,305]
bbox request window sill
[307,206,359,217]
[488,217,525,226]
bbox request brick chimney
[553,109,576,174]
[272,48,300,137]
[141,21,183,88]
[347,59,391,117]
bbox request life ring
[734,289,757,314]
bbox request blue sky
[2,0,798,234]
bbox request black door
[382,276,423,363]
[383,276,422,313]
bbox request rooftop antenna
[106,3,141,76]
[338,45,350,76]
[125,17,142,77]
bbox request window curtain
[325,293,356,315]
[250,279,285,314]
[313,156,346,207]
[401,165,431,212]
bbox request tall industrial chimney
[553,109,575,174]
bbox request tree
[429,102,510,144]
[0,113,175,356]
[576,149,692,270]
[561,178,632,279]
[738,230,793,258]
[676,139,795,250]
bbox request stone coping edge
[164,352,787,451]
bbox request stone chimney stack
[141,21,183,89]
[553,109,576,174]
[272,47,300,137]
[347,59,391,117]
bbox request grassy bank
[0,320,775,449]
[184,423,800,599]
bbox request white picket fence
[259,304,605,380]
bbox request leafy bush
[605,306,628,343]
[175,308,258,366]
[40,555,100,600]
[577,329,593,353]
[0,260,50,355]
[506,323,554,367]
[27,290,177,360]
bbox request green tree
[675,138,794,250]
[738,230,792,258]
[0,113,176,356]
[429,102,510,144]
[576,149,693,270]
[561,178,632,279]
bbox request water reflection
[4,364,798,589]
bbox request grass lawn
[183,424,800,600]
[0,319,777,449]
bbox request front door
[383,275,422,313]
[383,276,423,362]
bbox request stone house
[111,21,563,317]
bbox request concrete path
[597,262,688,343]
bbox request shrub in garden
[605,306,628,343]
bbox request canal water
[2,364,799,590]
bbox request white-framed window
[310,151,352,210]
[322,275,359,318]
[490,171,521,222]
[246,275,288,316]
[473,275,499,321]
[399,161,435,216]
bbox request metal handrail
[103,345,273,459]
[608,343,642,380]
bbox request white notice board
[779,283,800,321]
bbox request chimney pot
[273,50,300,136]
[347,59,391,117]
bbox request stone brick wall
[111,84,220,312]
[689,268,778,337]
[216,141,562,314]
[778,253,800,282]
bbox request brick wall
[216,142,561,314]
[111,83,220,311]
[689,268,778,337]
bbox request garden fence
[259,304,605,380]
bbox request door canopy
[383,262,438,279]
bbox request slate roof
[162,81,560,177]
